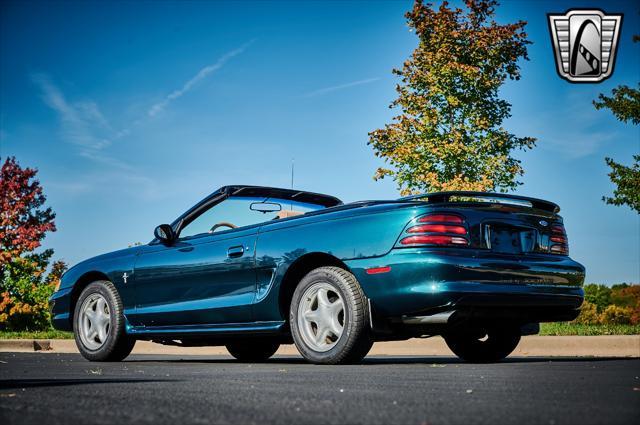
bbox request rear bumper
[346,248,585,321]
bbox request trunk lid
[398,192,567,255]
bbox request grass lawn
[0,330,74,339]
[539,322,640,336]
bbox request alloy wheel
[78,293,111,351]
[297,282,345,352]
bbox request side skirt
[126,320,287,340]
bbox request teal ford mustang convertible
[51,185,585,364]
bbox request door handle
[227,245,244,258]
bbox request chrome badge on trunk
[548,9,622,83]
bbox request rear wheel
[226,339,280,362]
[444,325,521,363]
[73,280,136,362]
[290,266,373,365]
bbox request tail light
[407,224,467,235]
[399,213,469,246]
[549,224,569,255]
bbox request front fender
[50,247,140,331]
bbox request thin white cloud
[31,73,129,169]
[32,73,111,150]
[31,43,253,196]
[147,41,254,117]
[302,77,380,98]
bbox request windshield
[179,196,325,239]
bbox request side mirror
[154,224,176,245]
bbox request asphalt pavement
[1,352,639,425]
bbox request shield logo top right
[548,9,623,83]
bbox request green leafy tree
[593,35,639,213]
[583,284,612,313]
[1,252,66,330]
[600,156,640,213]
[368,0,535,195]
[594,84,640,125]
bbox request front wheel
[444,325,521,363]
[73,280,136,362]
[290,266,373,365]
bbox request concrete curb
[0,339,52,352]
[1,335,639,357]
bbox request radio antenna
[290,158,295,211]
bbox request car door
[129,227,258,328]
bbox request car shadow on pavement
[362,356,639,364]
[122,355,638,365]
[0,378,176,390]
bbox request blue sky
[1,0,638,284]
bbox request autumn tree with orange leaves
[0,157,66,330]
[369,0,535,195]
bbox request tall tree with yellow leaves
[369,0,535,195]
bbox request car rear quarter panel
[252,203,424,321]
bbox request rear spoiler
[400,191,560,213]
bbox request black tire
[444,325,521,363]
[290,266,373,365]
[73,280,136,362]
[226,339,280,362]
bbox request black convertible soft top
[171,185,343,232]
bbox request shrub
[611,284,639,307]
[0,252,65,331]
[599,305,633,325]
[610,284,640,324]
[631,305,640,325]
[572,301,600,325]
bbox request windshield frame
[162,186,341,243]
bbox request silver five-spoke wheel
[297,282,345,352]
[78,293,111,351]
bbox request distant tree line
[574,283,640,325]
